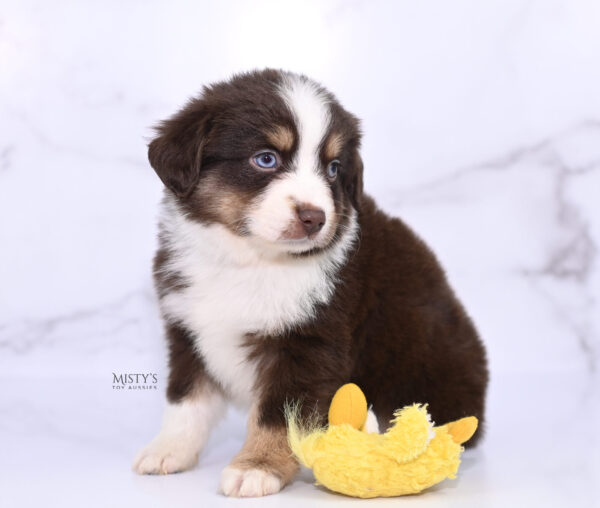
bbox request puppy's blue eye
[327,160,340,180]
[252,151,279,170]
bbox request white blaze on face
[247,75,335,252]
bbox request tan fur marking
[325,132,344,160]
[217,192,247,229]
[267,125,294,152]
[227,405,299,485]
[194,173,250,234]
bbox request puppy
[133,69,488,497]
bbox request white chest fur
[157,198,357,406]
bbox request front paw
[132,435,199,475]
[220,466,282,497]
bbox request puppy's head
[149,69,363,256]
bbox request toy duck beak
[328,383,368,430]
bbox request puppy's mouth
[247,214,338,255]
[274,228,336,253]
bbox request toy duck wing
[380,404,435,464]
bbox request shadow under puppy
[133,69,488,498]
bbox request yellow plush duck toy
[286,383,478,498]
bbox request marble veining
[393,121,600,371]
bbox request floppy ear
[347,150,364,211]
[148,100,211,198]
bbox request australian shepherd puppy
[133,69,488,497]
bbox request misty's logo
[112,373,158,391]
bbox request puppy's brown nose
[297,207,326,236]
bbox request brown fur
[324,132,344,160]
[227,405,299,484]
[245,195,488,444]
[161,322,212,402]
[154,248,221,403]
[267,125,295,152]
[147,69,488,490]
[192,173,254,235]
[153,244,188,299]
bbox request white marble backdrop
[1,1,599,507]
